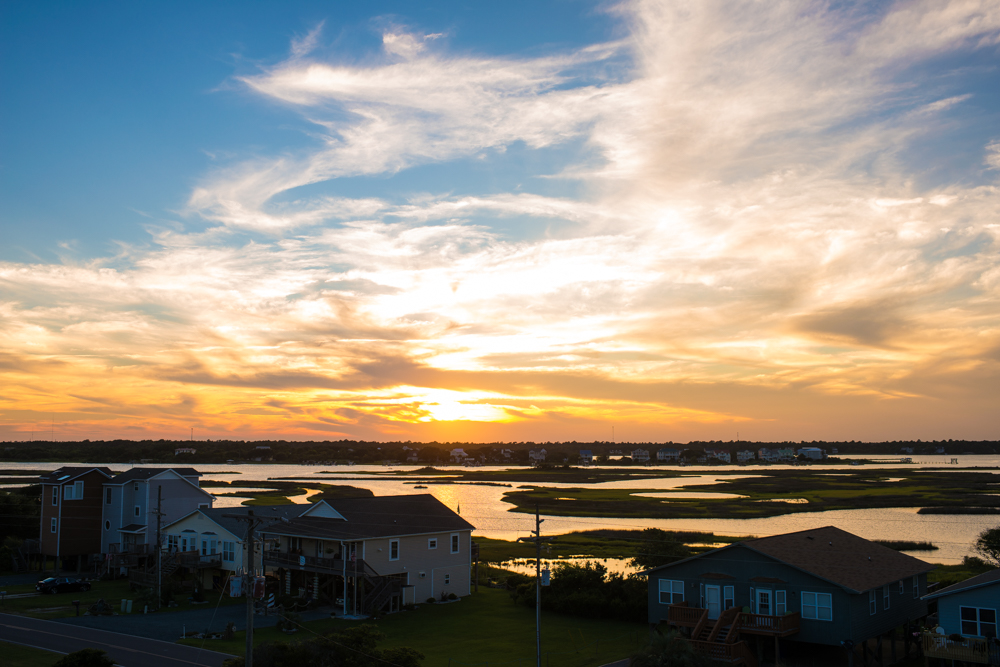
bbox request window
[451,534,460,553]
[167,535,178,551]
[133,482,139,491]
[51,487,59,506]
[64,481,84,500]
[898,580,904,594]
[50,518,57,533]
[883,585,890,610]
[658,579,684,604]
[776,590,787,616]
[444,574,450,585]
[134,505,140,517]
[724,586,734,610]
[106,488,112,504]
[428,538,437,550]
[419,571,426,579]
[202,538,217,556]
[869,590,877,615]
[223,541,235,562]
[802,592,833,621]
[961,607,997,638]
[389,539,399,561]
[105,520,111,531]
[198,503,208,509]
[912,575,919,598]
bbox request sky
[2,0,999,444]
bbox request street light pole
[517,504,553,667]
[224,510,262,667]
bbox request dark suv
[36,577,91,594]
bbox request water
[4,459,998,565]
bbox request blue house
[922,568,1000,664]
[644,526,933,665]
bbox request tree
[630,630,710,667]
[53,649,115,667]
[973,526,1000,567]
[629,529,694,570]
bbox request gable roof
[265,494,474,541]
[38,467,114,484]
[924,568,1000,600]
[644,526,934,594]
[107,467,202,484]
[165,503,315,539]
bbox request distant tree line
[0,438,996,465]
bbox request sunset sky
[2,0,999,443]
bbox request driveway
[0,612,234,667]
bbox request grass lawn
[1,641,61,667]
[0,578,241,619]
[180,587,647,667]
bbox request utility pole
[224,509,264,667]
[153,486,165,609]
[517,504,553,667]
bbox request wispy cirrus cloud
[2,0,1000,442]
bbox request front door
[756,589,772,616]
[706,585,721,619]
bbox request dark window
[106,488,112,504]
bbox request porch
[665,601,801,637]
[922,633,1000,665]
[263,550,367,575]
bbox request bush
[448,593,457,600]
[512,562,646,622]
[425,597,436,604]
[53,649,115,667]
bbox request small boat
[414,485,428,489]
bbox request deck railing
[263,551,365,575]
[667,603,704,627]
[739,611,801,636]
[689,639,758,667]
[922,633,998,665]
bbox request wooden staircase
[688,607,757,667]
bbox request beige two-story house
[262,494,475,615]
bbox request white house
[736,450,755,464]
[797,447,826,460]
[705,449,731,463]
[578,450,594,465]
[528,448,547,463]
[632,448,650,463]
[657,448,682,462]
[449,448,468,462]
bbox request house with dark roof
[262,494,475,614]
[921,568,1000,664]
[39,467,114,570]
[643,526,933,665]
[100,467,214,556]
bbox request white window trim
[912,575,919,599]
[450,533,460,554]
[723,585,734,610]
[883,585,890,610]
[51,487,59,506]
[134,505,140,517]
[898,580,904,594]
[50,518,57,533]
[960,606,998,638]
[802,591,833,621]
[389,539,400,561]
[428,538,437,550]
[776,590,787,616]
[658,579,684,605]
[869,590,877,615]
[444,574,450,585]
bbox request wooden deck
[665,604,800,637]
[263,551,365,575]
[922,633,1000,665]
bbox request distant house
[528,448,547,464]
[736,450,755,464]
[406,451,419,463]
[705,449,731,463]
[922,568,1000,663]
[644,526,933,662]
[174,448,197,456]
[39,467,114,570]
[632,448,650,463]
[797,447,826,461]
[657,447,682,462]
[578,450,594,465]
[900,447,914,455]
[449,448,468,462]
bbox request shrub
[426,597,436,604]
[53,648,115,667]
[448,593,457,600]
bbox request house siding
[39,470,109,559]
[647,545,927,646]
[935,582,1000,637]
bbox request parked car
[36,577,91,594]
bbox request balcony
[665,604,800,637]
[922,633,1000,665]
[263,551,367,575]
[689,640,758,667]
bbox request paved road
[0,613,234,667]
[56,604,335,642]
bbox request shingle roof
[196,505,315,539]
[265,494,474,541]
[744,526,934,593]
[38,467,114,484]
[108,468,202,484]
[924,568,1000,600]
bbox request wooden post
[774,636,780,665]
[890,628,897,663]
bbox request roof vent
[829,542,832,546]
